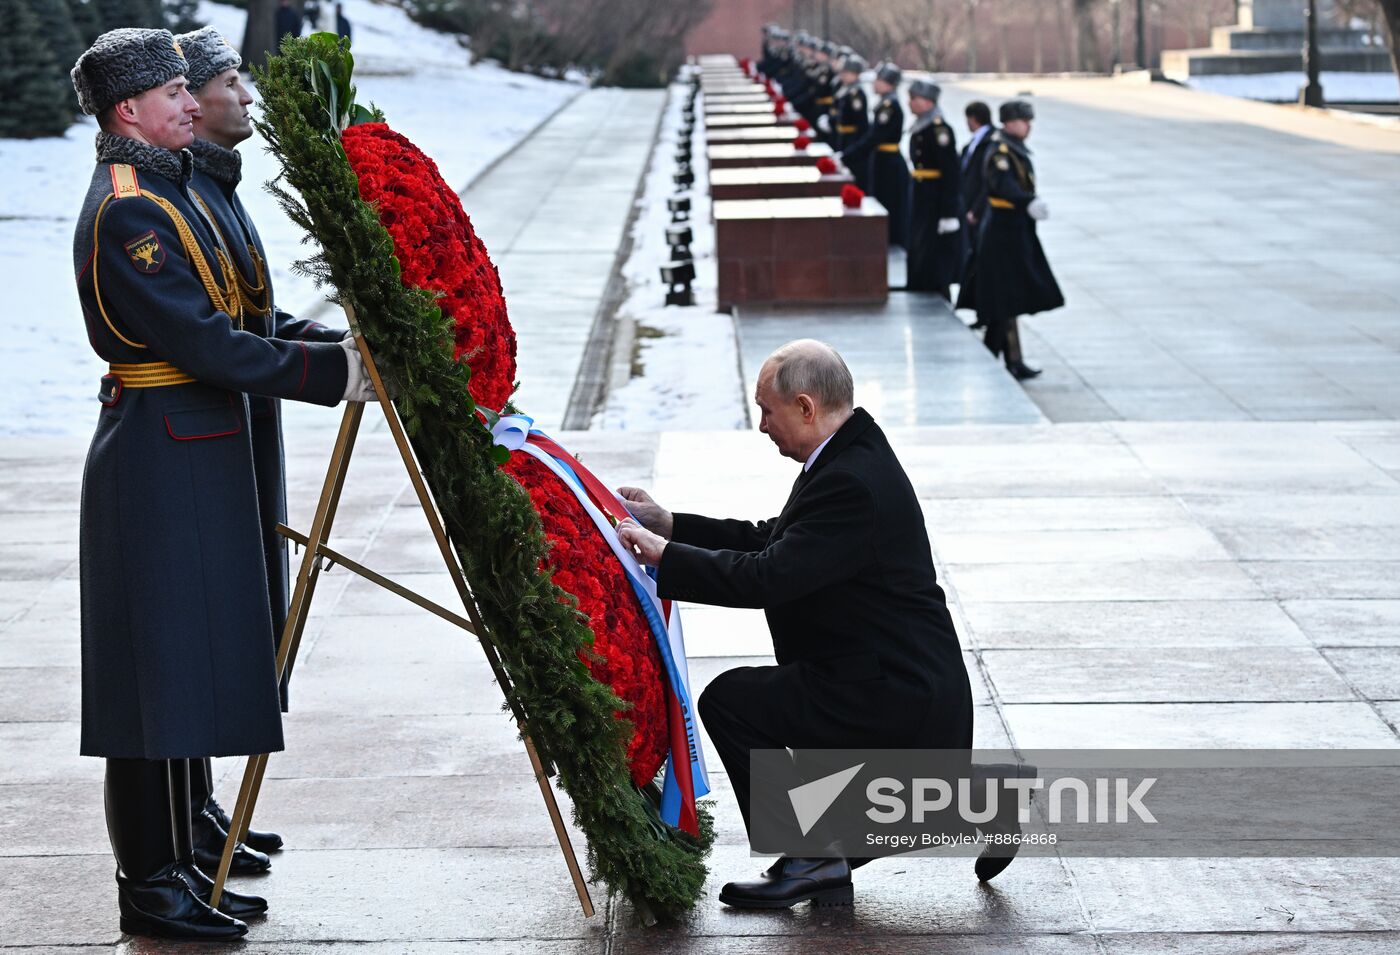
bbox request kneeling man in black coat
[618,340,975,909]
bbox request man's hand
[617,518,667,567]
[616,486,674,538]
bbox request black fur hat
[177,27,242,93]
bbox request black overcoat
[847,93,908,247]
[906,112,962,295]
[971,132,1065,321]
[189,141,346,704]
[73,133,347,759]
[658,409,973,751]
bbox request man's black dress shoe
[192,808,272,875]
[207,797,284,853]
[1009,362,1042,381]
[180,861,268,918]
[718,857,853,909]
[116,864,248,941]
[974,761,1039,882]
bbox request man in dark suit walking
[617,340,975,909]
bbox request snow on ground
[592,73,749,431]
[1185,70,1400,104]
[0,0,577,436]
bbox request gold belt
[109,361,195,388]
[815,96,834,105]
[877,143,900,153]
[912,169,943,180]
[988,197,1015,210]
[837,124,857,133]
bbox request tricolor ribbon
[487,413,710,836]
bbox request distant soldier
[844,62,908,248]
[831,55,870,189]
[954,100,996,317]
[905,80,962,299]
[973,100,1064,380]
[808,41,837,126]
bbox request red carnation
[772,98,786,115]
[816,156,838,174]
[739,57,751,70]
[342,121,670,786]
[502,453,669,785]
[794,117,811,132]
[342,123,516,412]
[841,184,865,208]
[792,135,812,150]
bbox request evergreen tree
[0,0,76,137]
[31,0,84,74]
[163,0,201,33]
[69,0,104,44]
[96,0,163,31]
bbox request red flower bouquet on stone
[841,183,865,208]
[342,122,669,786]
[816,156,838,175]
[792,134,812,150]
[772,98,787,115]
[794,117,811,132]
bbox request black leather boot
[1003,319,1041,380]
[192,804,272,875]
[105,758,248,941]
[193,757,284,854]
[170,759,268,919]
[974,761,1039,882]
[718,856,853,909]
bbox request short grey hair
[765,339,854,411]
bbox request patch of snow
[592,74,749,432]
[1185,70,1400,104]
[0,0,578,436]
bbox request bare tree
[1073,0,1104,71]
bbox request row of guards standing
[757,26,1064,381]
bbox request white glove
[1027,198,1049,221]
[937,217,960,235]
[339,335,378,402]
[817,114,831,133]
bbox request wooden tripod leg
[211,401,366,908]
[350,324,595,917]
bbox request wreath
[255,34,710,920]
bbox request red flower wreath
[343,122,669,785]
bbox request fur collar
[95,131,191,183]
[188,137,243,187]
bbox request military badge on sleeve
[938,129,951,147]
[124,231,165,274]
[994,155,1011,171]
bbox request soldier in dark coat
[69,28,374,941]
[954,100,996,315]
[972,101,1064,380]
[179,25,349,877]
[615,341,976,908]
[843,63,908,248]
[904,80,962,299]
[831,56,869,190]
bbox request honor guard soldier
[177,25,350,878]
[831,55,870,190]
[844,62,908,247]
[70,28,376,941]
[954,100,997,318]
[808,41,837,126]
[787,33,819,122]
[972,100,1064,380]
[905,80,962,299]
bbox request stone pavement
[5,79,1400,952]
[938,77,1400,423]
